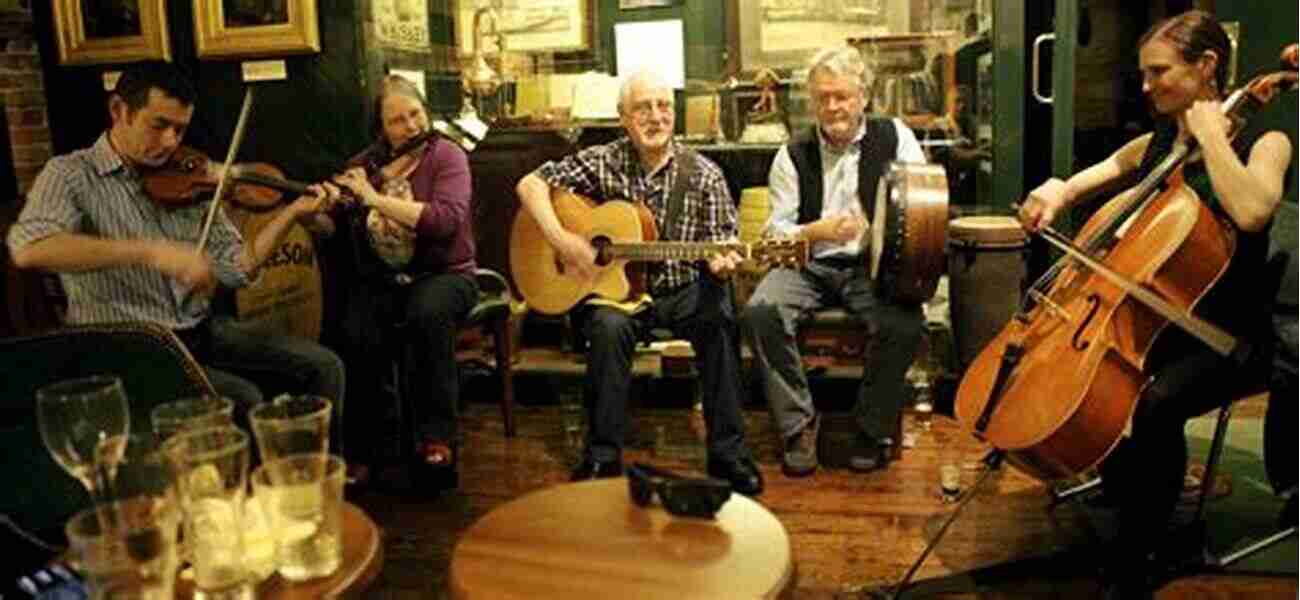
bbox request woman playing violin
[325,74,478,493]
[1018,11,1292,599]
[6,61,346,417]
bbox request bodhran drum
[946,215,1028,368]
[870,162,948,304]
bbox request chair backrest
[0,321,215,540]
[1269,201,1297,309]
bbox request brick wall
[0,7,49,198]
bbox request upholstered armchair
[0,321,215,541]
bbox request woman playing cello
[1017,11,1292,599]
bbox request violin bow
[196,87,255,253]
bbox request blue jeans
[204,315,347,456]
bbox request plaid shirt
[535,138,737,294]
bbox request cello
[953,46,1298,482]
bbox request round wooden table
[450,479,793,599]
[178,502,382,599]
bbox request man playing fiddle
[7,62,346,425]
[515,69,764,496]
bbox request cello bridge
[1029,290,1072,324]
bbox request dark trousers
[1099,341,1270,582]
[741,257,924,441]
[341,272,477,456]
[175,318,347,452]
[573,276,748,463]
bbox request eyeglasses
[627,463,732,519]
[626,99,674,121]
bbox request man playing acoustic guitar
[740,46,928,478]
[515,69,764,496]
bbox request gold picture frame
[455,0,591,56]
[730,0,885,72]
[51,0,171,65]
[193,0,320,59]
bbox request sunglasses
[627,463,732,519]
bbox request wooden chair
[388,267,517,443]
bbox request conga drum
[947,216,1028,368]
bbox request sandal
[418,439,454,466]
[411,436,459,493]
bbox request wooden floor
[347,377,1296,599]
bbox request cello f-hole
[1071,294,1101,350]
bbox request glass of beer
[66,432,181,600]
[251,453,346,581]
[150,396,235,441]
[163,425,253,599]
[248,396,331,463]
[65,495,181,600]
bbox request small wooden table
[178,502,382,599]
[450,479,793,599]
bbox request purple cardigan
[348,138,477,277]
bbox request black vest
[787,117,898,225]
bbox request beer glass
[150,396,235,441]
[163,426,252,599]
[248,396,331,463]
[251,454,346,581]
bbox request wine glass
[35,375,131,507]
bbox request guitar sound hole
[591,236,611,266]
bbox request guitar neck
[605,241,747,262]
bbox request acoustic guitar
[511,190,808,315]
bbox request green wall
[1215,2,1299,205]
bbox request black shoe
[708,456,765,497]
[571,456,624,481]
[848,435,894,473]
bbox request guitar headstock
[752,237,809,269]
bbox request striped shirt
[535,138,738,294]
[6,133,250,329]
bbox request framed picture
[193,0,320,59]
[455,0,591,56]
[619,0,674,8]
[730,0,886,72]
[50,0,171,65]
[371,0,431,51]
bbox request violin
[142,146,344,211]
[148,116,472,212]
